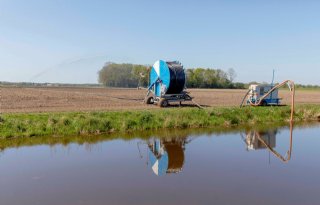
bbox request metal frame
[247,98,281,106]
[154,92,193,103]
[145,80,193,107]
[145,91,193,107]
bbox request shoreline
[0,122,319,152]
[0,105,320,139]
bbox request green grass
[0,105,319,139]
[1,122,318,152]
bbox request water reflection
[139,123,295,176]
[242,122,293,163]
[143,137,189,176]
[243,129,277,151]
[1,123,320,205]
[0,122,307,168]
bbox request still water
[0,123,319,205]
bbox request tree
[98,62,243,89]
[98,63,150,88]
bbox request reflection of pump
[244,130,277,151]
[141,137,189,176]
[241,122,293,163]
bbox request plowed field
[1,87,319,113]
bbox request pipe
[240,80,295,122]
[256,121,294,163]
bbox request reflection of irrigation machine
[138,137,189,176]
[147,138,186,176]
[144,60,195,107]
[241,122,293,163]
[244,129,277,151]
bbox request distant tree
[98,62,244,89]
[186,68,238,88]
[98,63,149,88]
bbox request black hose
[166,61,185,94]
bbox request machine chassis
[145,91,193,107]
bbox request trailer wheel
[159,98,168,107]
[261,100,268,106]
[145,96,154,104]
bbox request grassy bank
[0,105,320,139]
[1,123,319,152]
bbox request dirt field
[0,87,319,113]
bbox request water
[0,123,319,205]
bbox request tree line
[185,68,245,89]
[98,63,150,88]
[98,62,243,89]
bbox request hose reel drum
[145,60,192,107]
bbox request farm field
[0,86,319,113]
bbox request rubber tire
[159,98,169,107]
[261,100,268,106]
[145,96,154,104]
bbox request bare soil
[0,87,319,113]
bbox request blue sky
[0,0,319,84]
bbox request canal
[0,123,319,205]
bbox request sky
[0,0,319,84]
